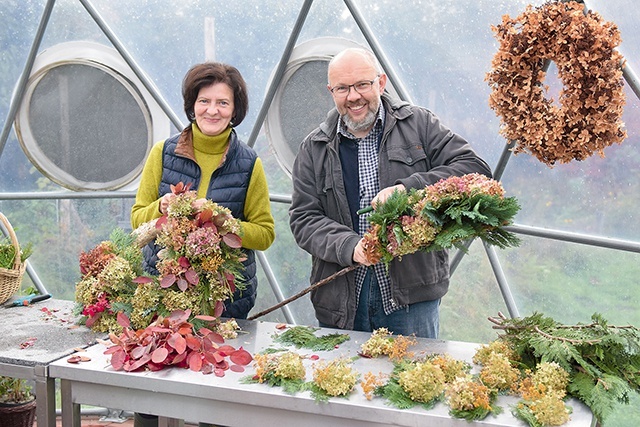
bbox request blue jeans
[353,268,440,339]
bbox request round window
[14,42,169,191]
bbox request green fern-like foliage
[272,326,350,351]
[373,359,441,410]
[450,403,502,422]
[109,228,144,276]
[489,312,640,424]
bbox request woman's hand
[159,193,174,214]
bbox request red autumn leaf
[110,349,126,371]
[229,348,253,366]
[133,276,153,284]
[116,311,130,328]
[198,209,213,224]
[230,365,245,373]
[168,332,187,354]
[178,256,191,268]
[215,360,229,371]
[185,269,199,285]
[217,345,237,356]
[131,344,150,360]
[185,335,201,350]
[128,354,152,372]
[160,274,177,288]
[214,368,226,377]
[309,355,320,361]
[170,182,192,195]
[172,351,188,365]
[214,300,225,318]
[177,277,188,291]
[213,214,228,227]
[85,313,100,328]
[208,331,225,344]
[188,352,203,372]
[155,215,167,229]
[169,309,192,323]
[222,233,242,248]
[151,347,169,364]
[67,355,82,364]
[147,361,166,372]
[194,315,217,322]
[178,325,193,335]
[148,326,172,333]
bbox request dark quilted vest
[142,130,258,319]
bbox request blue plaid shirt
[337,106,404,315]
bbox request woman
[131,62,275,319]
[131,62,275,427]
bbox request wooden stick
[248,264,358,321]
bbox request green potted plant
[0,376,36,427]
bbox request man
[289,47,492,338]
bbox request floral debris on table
[247,351,308,394]
[486,0,626,166]
[359,327,416,361]
[310,357,359,401]
[487,311,640,426]
[104,309,252,376]
[361,173,520,266]
[75,182,246,333]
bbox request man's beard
[342,108,376,134]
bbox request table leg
[34,366,56,427]
[158,416,185,427]
[60,379,81,427]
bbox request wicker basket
[0,213,26,305]
[0,399,36,427]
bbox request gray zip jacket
[289,94,492,329]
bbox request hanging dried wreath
[486,0,627,166]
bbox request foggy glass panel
[280,60,334,166]
[28,63,149,186]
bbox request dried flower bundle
[75,182,245,333]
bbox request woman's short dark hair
[182,62,249,127]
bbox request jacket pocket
[387,144,429,172]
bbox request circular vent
[264,38,366,177]
[14,42,169,191]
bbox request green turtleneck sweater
[131,125,275,251]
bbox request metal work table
[0,298,101,427]
[49,319,595,427]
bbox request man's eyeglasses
[329,76,380,97]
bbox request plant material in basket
[0,376,33,404]
[0,238,32,270]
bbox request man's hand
[353,238,373,266]
[371,184,406,208]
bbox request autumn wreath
[486,0,627,166]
